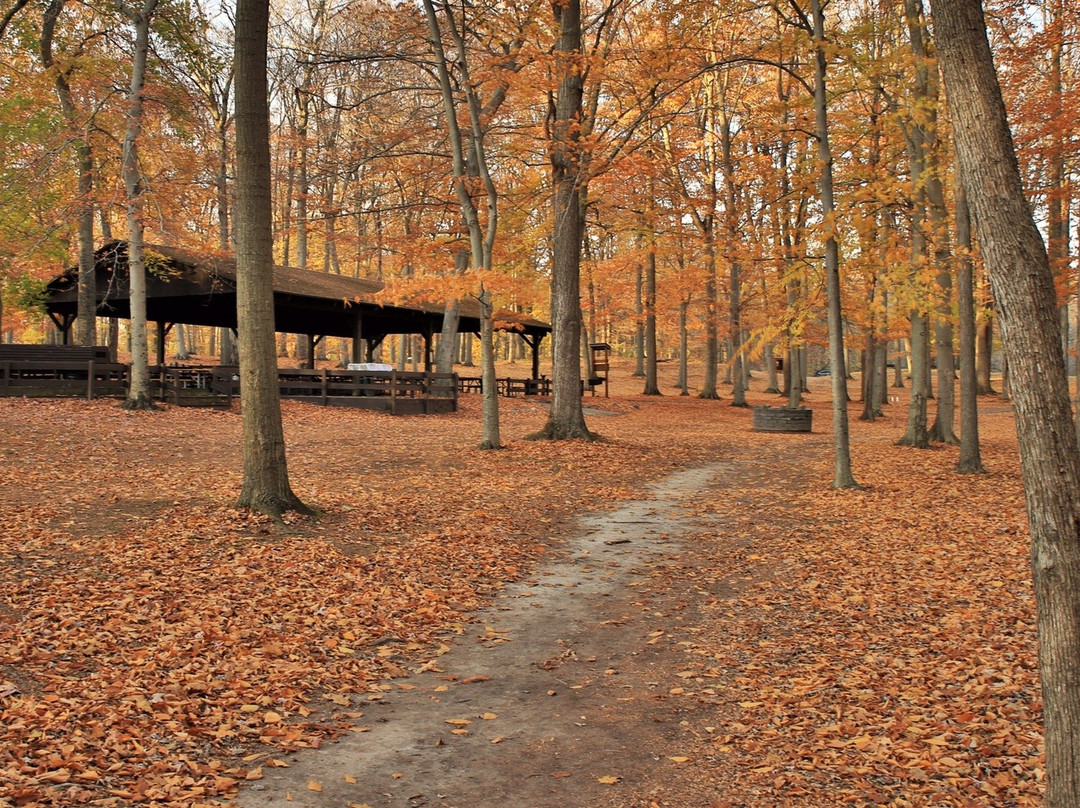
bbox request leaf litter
[0,379,1044,807]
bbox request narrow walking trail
[239,463,730,808]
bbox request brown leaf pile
[0,370,1045,807]
[0,388,687,806]
[652,403,1042,807]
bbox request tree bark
[808,0,859,489]
[40,0,96,347]
[954,169,984,473]
[119,0,159,410]
[633,260,645,377]
[700,240,720,399]
[423,0,504,448]
[931,0,1080,802]
[532,0,592,440]
[976,300,995,393]
[642,235,661,395]
[720,108,746,407]
[678,297,690,396]
[234,0,311,519]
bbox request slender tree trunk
[721,111,746,407]
[119,0,158,410]
[808,0,858,488]
[933,2,1080,803]
[174,323,189,360]
[436,248,467,375]
[954,170,984,474]
[860,333,882,421]
[900,311,930,446]
[75,150,96,347]
[234,0,311,518]
[216,111,231,250]
[977,298,995,393]
[700,240,720,399]
[533,0,592,440]
[764,344,780,393]
[633,260,644,377]
[678,297,690,396]
[424,0,505,445]
[478,286,500,449]
[41,0,96,346]
[906,0,958,444]
[1076,290,1080,445]
[872,344,887,412]
[642,236,660,395]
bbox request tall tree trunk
[678,297,690,396]
[808,0,859,488]
[234,0,311,518]
[40,0,96,346]
[721,109,746,407]
[642,235,660,395]
[900,311,931,446]
[700,240,720,399]
[119,0,158,410]
[216,112,231,250]
[904,0,958,444]
[478,285,500,449]
[533,0,592,440]
[976,294,995,393]
[896,0,937,446]
[295,103,310,272]
[1046,0,1071,370]
[932,1,1080,803]
[954,169,984,474]
[174,323,189,360]
[424,0,505,446]
[760,344,775,394]
[633,260,645,377]
[436,247,467,375]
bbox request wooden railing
[0,356,458,414]
[457,376,552,397]
[207,367,457,414]
[0,359,128,400]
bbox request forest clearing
[0,360,1041,807]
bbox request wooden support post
[530,334,543,380]
[352,317,364,364]
[306,334,316,369]
[366,335,386,363]
[49,313,75,345]
[156,321,167,367]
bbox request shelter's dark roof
[44,241,550,340]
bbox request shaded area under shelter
[43,241,551,376]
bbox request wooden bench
[499,377,551,397]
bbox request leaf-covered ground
[0,362,1040,806]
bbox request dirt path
[239,463,731,808]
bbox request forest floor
[0,358,1042,807]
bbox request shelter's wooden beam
[520,332,545,380]
[365,335,386,362]
[48,312,75,343]
[304,334,325,369]
[351,316,364,363]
